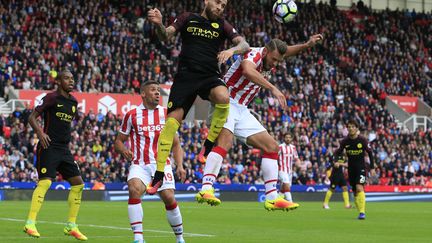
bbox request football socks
[156,117,180,172]
[207,103,229,143]
[27,179,52,221]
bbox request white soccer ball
[273,0,298,23]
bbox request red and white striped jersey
[224,47,272,106]
[119,104,170,165]
[278,143,299,173]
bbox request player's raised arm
[147,8,177,41]
[172,135,186,182]
[241,60,287,109]
[285,34,323,57]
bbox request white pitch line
[1,235,172,239]
[0,217,215,237]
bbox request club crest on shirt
[357,143,363,149]
[72,106,76,113]
[211,22,219,29]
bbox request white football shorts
[127,163,175,192]
[223,99,266,144]
[278,171,293,185]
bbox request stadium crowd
[0,0,431,187]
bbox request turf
[0,201,430,243]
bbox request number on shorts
[359,175,366,184]
[164,173,173,181]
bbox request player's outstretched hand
[217,49,234,64]
[307,34,324,47]
[176,167,186,182]
[121,149,133,161]
[147,8,163,25]
[270,86,287,110]
[37,132,51,149]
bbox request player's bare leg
[64,176,87,241]
[160,189,185,243]
[247,132,299,211]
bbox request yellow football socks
[28,179,52,221]
[342,191,350,207]
[207,103,229,143]
[68,184,84,223]
[156,117,180,172]
[323,190,333,205]
[357,191,366,213]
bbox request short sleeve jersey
[171,12,240,75]
[34,91,78,145]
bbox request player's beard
[262,57,271,71]
[205,7,220,21]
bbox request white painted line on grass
[1,235,172,239]
[0,217,215,237]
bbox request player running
[278,132,301,203]
[196,34,323,210]
[115,81,186,243]
[322,155,352,209]
[24,69,87,240]
[146,0,250,194]
[333,120,375,219]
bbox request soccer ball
[273,0,298,23]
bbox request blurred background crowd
[0,0,431,187]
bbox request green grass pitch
[0,201,431,243]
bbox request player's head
[56,69,74,93]
[263,39,287,70]
[140,80,160,108]
[284,132,293,144]
[347,119,359,137]
[203,0,227,21]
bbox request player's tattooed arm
[218,36,250,64]
[147,8,176,41]
[155,25,176,42]
[230,36,250,54]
